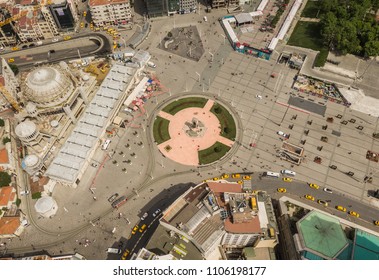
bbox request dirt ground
[158,26,205,62]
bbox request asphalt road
[2,33,111,70]
[248,173,379,226]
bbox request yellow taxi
[374,221,379,226]
[8,58,14,63]
[283,177,292,182]
[212,177,219,181]
[221,174,229,179]
[113,44,117,50]
[336,205,347,212]
[237,180,243,185]
[139,224,147,233]
[80,22,84,28]
[121,250,130,260]
[304,194,315,201]
[309,183,320,189]
[232,173,240,179]
[131,225,138,235]
[11,46,19,51]
[64,36,71,40]
[277,188,286,193]
[83,11,87,17]
[243,175,251,180]
[348,211,360,218]
[317,199,328,207]
[95,27,100,31]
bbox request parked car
[131,225,138,234]
[20,190,30,196]
[243,175,251,180]
[232,173,240,178]
[374,221,379,226]
[52,38,59,42]
[277,131,289,138]
[283,177,292,182]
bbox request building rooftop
[45,63,136,184]
[297,211,349,259]
[89,0,128,7]
[0,217,20,235]
[0,148,9,164]
[0,186,15,207]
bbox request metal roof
[297,211,348,259]
[235,13,253,24]
[45,63,137,184]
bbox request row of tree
[319,0,379,57]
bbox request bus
[102,139,111,150]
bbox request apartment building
[0,58,20,110]
[89,0,132,27]
[179,0,197,14]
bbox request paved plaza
[6,9,379,259]
[157,99,234,166]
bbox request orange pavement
[157,100,234,166]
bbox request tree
[8,64,19,75]
[364,40,379,57]
[0,171,11,187]
[0,119,4,127]
[2,137,10,145]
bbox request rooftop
[89,0,128,7]
[297,211,349,259]
[0,148,9,164]
[0,217,20,235]
[0,186,15,207]
[45,63,136,184]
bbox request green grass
[162,97,208,115]
[287,21,329,67]
[32,192,41,200]
[153,116,171,144]
[198,142,231,165]
[300,0,321,18]
[210,103,236,141]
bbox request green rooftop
[297,211,348,259]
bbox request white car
[20,190,30,196]
[277,131,289,138]
[256,94,262,100]
[52,38,59,42]
[152,209,161,217]
[323,187,333,194]
[141,212,148,220]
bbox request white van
[203,16,208,22]
[107,248,121,254]
[264,171,280,178]
[281,170,296,176]
[147,61,156,68]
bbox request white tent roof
[45,63,137,184]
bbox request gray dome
[24,66,73,107]
[15,120,37,138]
[34,196,58,217]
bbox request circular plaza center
[153,96,236,166]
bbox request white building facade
[89,0,132,27]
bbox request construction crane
[0,85,21,112]
[0,10,28,28]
